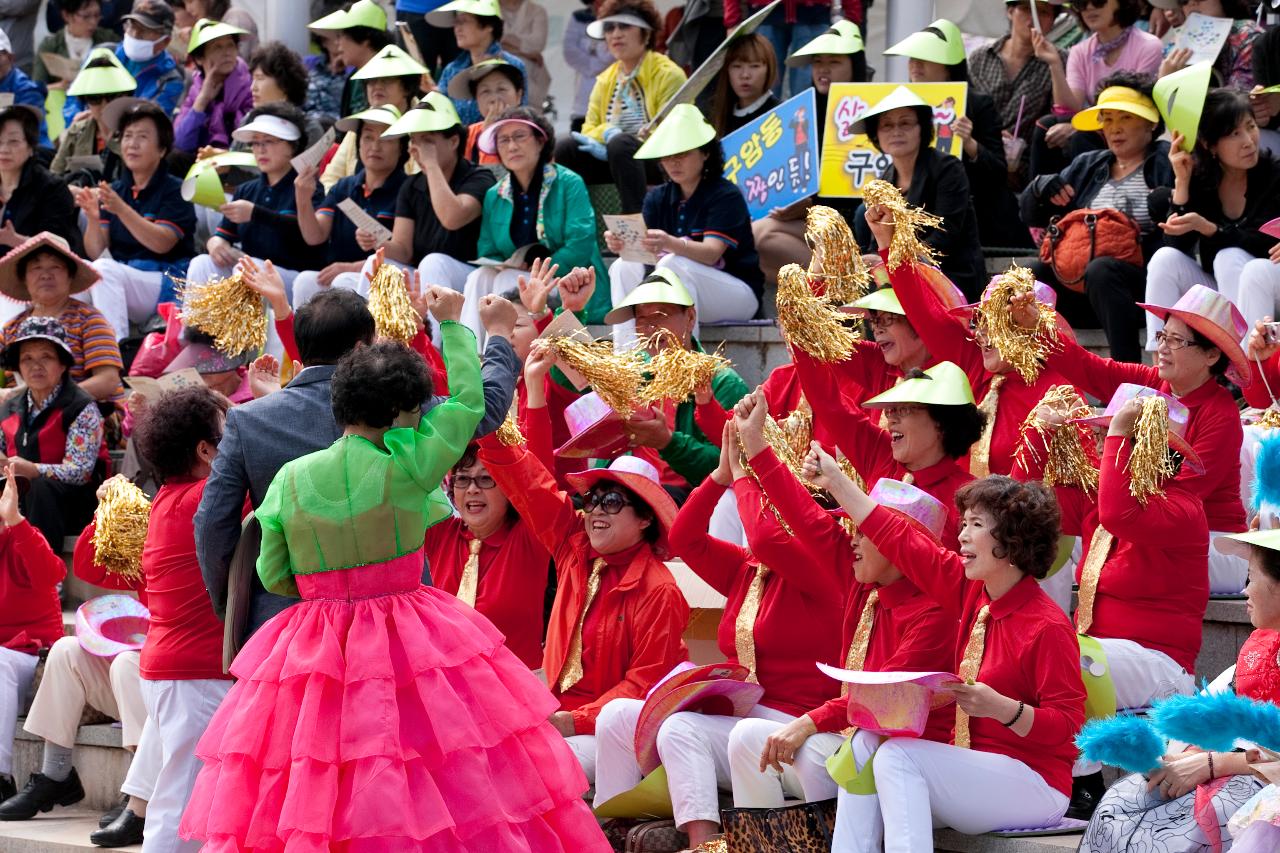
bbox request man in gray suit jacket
[195,288,520,639]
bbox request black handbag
[720,798,836,852]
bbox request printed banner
[818,82,968,198]
[721,89,819,220]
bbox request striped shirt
[4,303,124,396]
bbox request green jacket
[477,163,611,323]
[33,29,118,84]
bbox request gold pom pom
[862,179,944,270]
[806,205,870,305]
[545,335,648,418]
[367,263,420,343]
[776,263,858,362]
[178,272,266,355]
[1128,395,1177,504]
[91,476,151,582]
[1015,385,1099,492]
[638,332,732,405]
[973,264,1059,384]
[495,411,525,446]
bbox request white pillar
[883,0,934,81]
[234,0,310,55]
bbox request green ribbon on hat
[634,103,717,160]
[1078,634,1117,720]
[67,49,136,98]
[592,766,674,819]
[188,17,248,54]
[848,287,904,316]
[826,736,877,794]
[884,19,965,66]
[310,0,387,31]
[351,44,428,81]
[1153,60,1213,151]
[381,92,462,137]
[863,361,976,408]
[602,268,694,325]
[425,0,502,27]
[786,19,864,67]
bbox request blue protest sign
[722,89,819,220]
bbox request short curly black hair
[248,41,309,106]
[955,476,1061,579]
[133,385,229,484]
[331,341,432,428]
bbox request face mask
[122,33,162,62]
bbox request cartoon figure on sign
[933,96,957,149]
[833,95,869,143]
[790,106,809,150]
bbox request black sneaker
[1065,770,1106,821]
[0,769,85,820]
[99,793,128,829]
[89,808,145,847]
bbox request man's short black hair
[293,289,375,366]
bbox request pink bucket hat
[76,595,150,657]
[868,479,947,543]
[565,455,678,545]
[555,392,656,459]
[1069,383,1203,474]
[1137,284,1250,387]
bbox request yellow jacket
[581,50,687,142]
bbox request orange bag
[1038,208,1144,292]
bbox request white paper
[40,52,81,82]
[1173,13,1234,65]
[0,94,15,108]
[336,198,393,244]
[604,213,658,264]
[290,126,336,175]
[1029,0,1042,34]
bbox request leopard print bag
[720,798,836,852]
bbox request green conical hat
[309,0,386,31]
[335,104,403,134]
[425,0,502,28]
[848,86,931,137]
[187,17,248,54]
[67,49,136,98]
[1153,61,1213,151]
[884,19,965,66]
[786,20,864,68]
[351,44,427,81]
[182,151,259,207]
[1217,528,1280,558]
[603,268,694,324]
[863,361,975,408]
[634,104,716,160]
[846,287,904,316]
[381,92,461,136]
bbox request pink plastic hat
[555,392,657,460]
[566,454,678,545]
[867,478,947,543]
[1069,383,1203,474]
[817,665,958,738]
[633,664,764,775]
[1137,284,1250,387]
[477,117,546,156]
[76,595,150,657]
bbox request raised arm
[669,474,749,598]
[1097,434,1208,548]
[478,435,584,567]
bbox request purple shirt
[1066,27,1163,106]
[173,58,254,153]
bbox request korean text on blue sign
[722,89,819,221]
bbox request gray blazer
[195,336,519,638]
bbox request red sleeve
[274,314,300,365]
[1,520,66,588]
[570,579,691,734]
[1098,435,1207,547]
[477,436,583,571]
[723,0,742,28]
[888,255,986,394]
[695,399,730,448]
[859,506,967,619]
[520,402,556,473]
[669,477,748,597]
[534,311,556,333]
[1043,331,1158,404]
[72,522,144,592]
[791,348,895,481]
[1022,622,1088,747]
[410,328,448,393]
[808,694,850,733]
[745,448,846,601]
[1244,356,1280,410]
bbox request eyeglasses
[868,311,902,330]
[249,138,285,150]
[882,404,925,419]
[878,119,919,133]
[602,21,637,34]
[583,490,633,515]
[495,130,536,148]
[451,473,496,491]
[1154,330,1197,351]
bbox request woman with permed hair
[177,290,612,850]
[802,447,1085,852]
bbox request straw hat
[0,232,100,301]
[445,57,524,100]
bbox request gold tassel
[1127,396,1177,504]
[495,411,525,446]
[638,332,732,405]
[1258,408,1280,430]
[1015,385,1100,492]
[367,263,419,343]
[861,179,944,270]
[775,263,858,362]
[805,204,870,305]
[972,264,1059,384]
[178,272,266,355]
[544,335,647,418]
[91,476,151,582]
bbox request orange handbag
[1038,208,1144,292]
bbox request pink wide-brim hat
[565,454,678,544]
[633,664,764,775]
[76,594,150,657]
[1069,383,1204,474]
[867,478,947,542]
[1137,284,1250,387]
[477,117,546,156]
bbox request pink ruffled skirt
[178,550,608,852]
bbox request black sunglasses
[583,489,633,515]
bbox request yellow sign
[819,82,968,198]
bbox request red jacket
[1045,333,1245,533]
[0,519,65,654]
[668,471,844,717]
[859,506,1086,798]
[478,436,689,735]
[1056,436,1210,673]
[424,515,550,669]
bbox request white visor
[231,114,303,143]
[587,13,653,40]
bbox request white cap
[231,113,302,143]
[0,30,12,54]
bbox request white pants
[1144,247,1215,348]
[138,678,231,853]
[183,254,290,359]
[565,733,596,785]
[593,697,791,829]
[1208,531,1249,594]
[727,717,844,808]
[89,257,165,341]
[24,637,147,749]
[460,266,524,350]
[120,715,162,802]
[834,733,1069,853]
[289,269,363,309]
[1074,637,1194,775]
[709,487,746,548]
[1233,256,1280,328]
[609,257,760,349]
[0,646,39,776]
[418,253,476,294]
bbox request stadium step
[13,724,130,814]
[0,807,139,853]
[934,829,1083,852]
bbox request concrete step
[935,829,1082,852]
[1197,598,1252,682]
[13,724,129,813]
[0,807,138,852]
